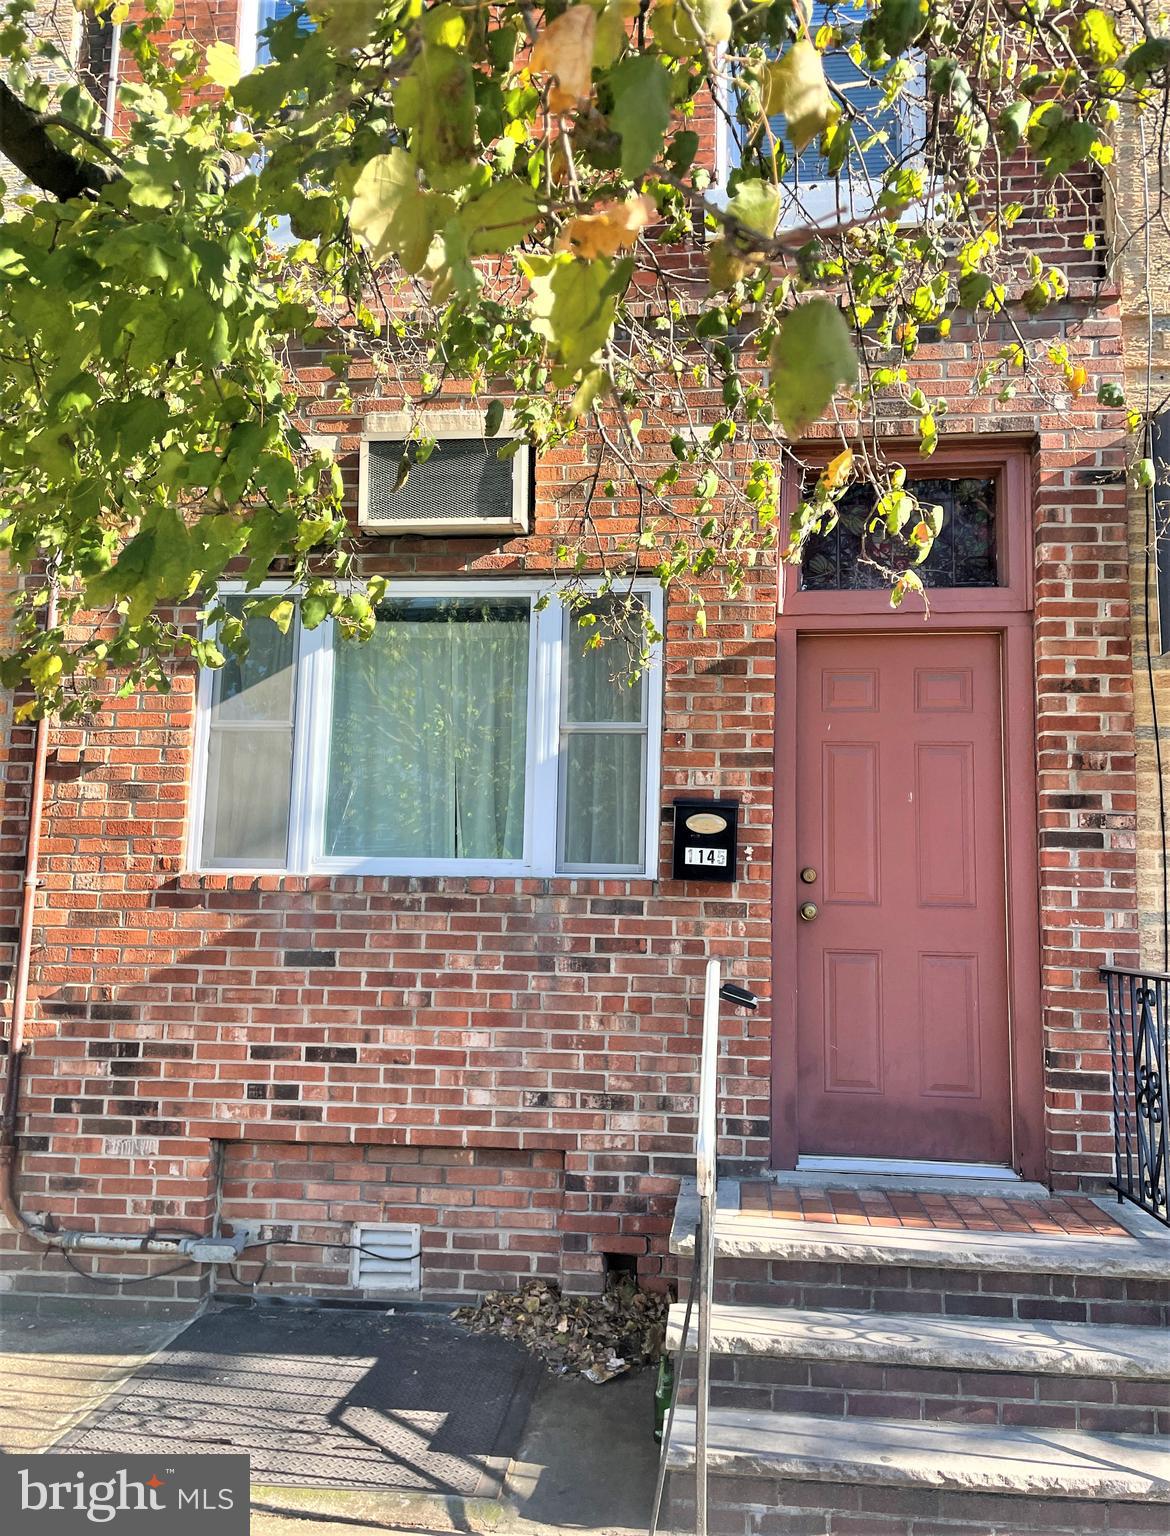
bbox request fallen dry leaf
[453,1276,668,1381]
[531,6,597,114]
[559,194,656,258]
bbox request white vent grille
[350,1222,421,1292]
[358,410,529,537]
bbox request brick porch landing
[738,1181,1131,1238]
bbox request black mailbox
[672,797,739,883]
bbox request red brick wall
[0,0,1140,1311]
[219,1143,567,1297]
[0,312,1140,1312]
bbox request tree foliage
[0,0,1167,712]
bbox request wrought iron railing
[1101,965,1170,1227]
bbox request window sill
[175,870,661,893]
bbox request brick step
[664,1405,1170,1535]
[670,1180,1170,1325]
[668,1302,1170,1431]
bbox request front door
[794,632,1012,1164]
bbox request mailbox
[672,797,739,883]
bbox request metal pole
[694,958,721,1536]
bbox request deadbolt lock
[798,902,819,922]
[799,867,818,884]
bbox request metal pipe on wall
[0,580,232,1265]
[0,580,57,1236]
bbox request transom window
[193,582,663,877]
[800,475,999,591]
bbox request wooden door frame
[771,443,1046,1181]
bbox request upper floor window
[724,2,915,226]
[800,475,998,591]
[193,582,664,877]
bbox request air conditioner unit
[358,410,530,537]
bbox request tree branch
[0,79,117,200]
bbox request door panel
[795,632,1012,1164]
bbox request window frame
[236,0,274,75]
[189,578,665,879]
[777,443,1034,618]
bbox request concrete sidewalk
[0,1303,659,1536]
[0,1309,190,1453]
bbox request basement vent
[350,1222,421,1292]
[358,410,529,537]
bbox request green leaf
[395,42,476,190]
[726,178,781,240]
[997,100,1031,153]
[609,54,672,177]
[1125,37,1170,86]
[521,254,629,373]
[349,150,453,273]
[864,0,926,59]
[768,300,859,437]
[460,180,540,257]
[484,399,506,436]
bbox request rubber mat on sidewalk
[55,1304,540,1497]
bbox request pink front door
[794,632,1013,1164]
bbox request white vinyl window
[191,581,664,877]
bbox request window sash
[191,579,663,878]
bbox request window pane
[211,606,296,724]
[560,733,644,868]
[325,598,530,860]
[202,728,292,864]
[800,476,998,591]
[564,603,646,723]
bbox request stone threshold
[665,1301,1170,1379]
[664,1404,1170,1501]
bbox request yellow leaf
[531,6,597,113]
[765,39,833,154]
[821,447,853,490]
[204,40,241,88]
[1069,365,1088,396]
[559,194,655,258]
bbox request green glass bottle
[653,1352,675,1443]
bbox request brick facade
[0,0,1145,1311]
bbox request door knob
[798,902,819,922]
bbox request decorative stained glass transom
[800,476,998,591]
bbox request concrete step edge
[663,1404,1170,1502]
[669,1189,1170,1282]
[665,1301,1170,1379]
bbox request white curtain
[201,604,296,865]
[326,601,529,860]
[560,614,645,867]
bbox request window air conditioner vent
[358,412,529,537]
[350,1222,421,1292]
